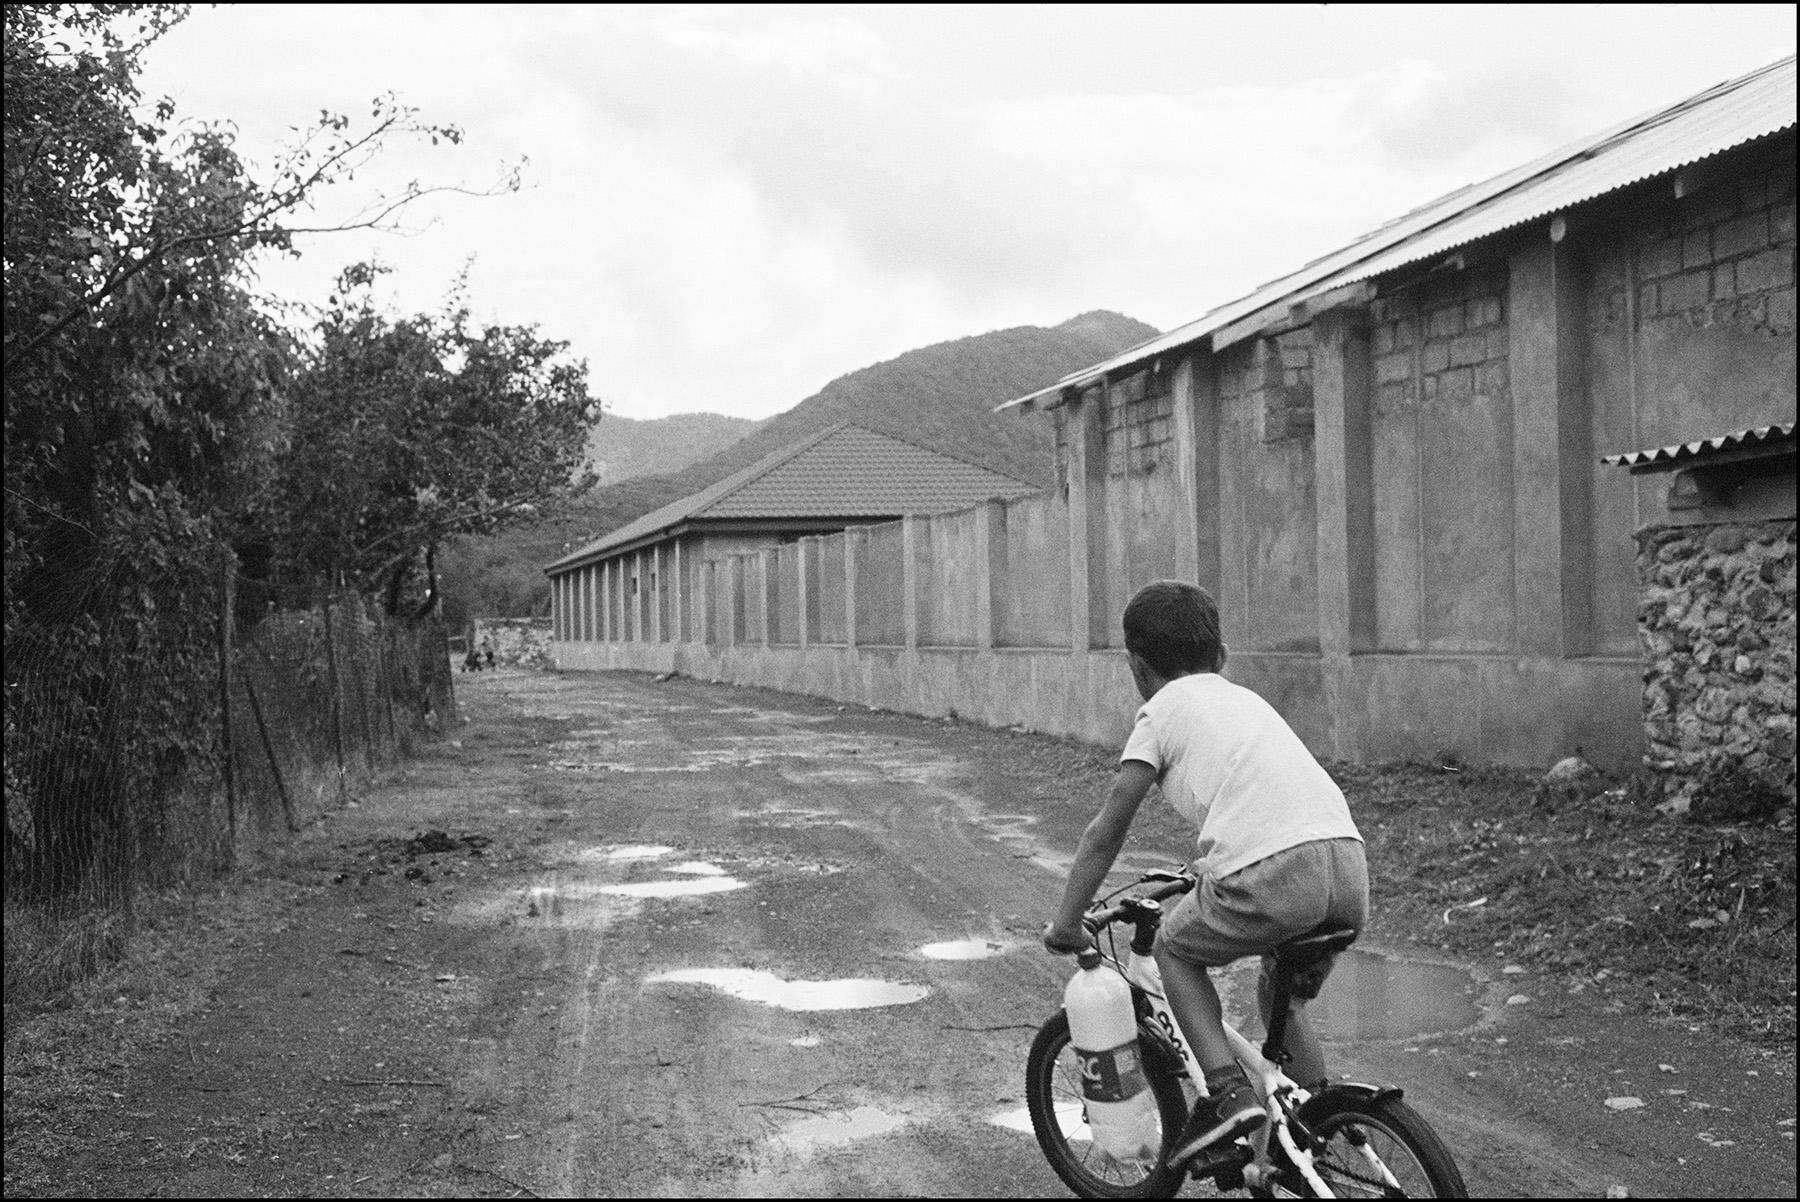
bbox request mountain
[440,310,1159,622]
[584,411,760,485]
[575,309,1159,524]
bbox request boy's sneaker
[1167,1078,1265,1169]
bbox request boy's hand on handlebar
[1042,920,1093,956]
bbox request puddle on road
[774,1105,909,1155]
[600,877,749,898]
[919,938,1007,960]
[736,805,854,829]
[989,1104,1045,1136]
[582,844,674,862]
[668,860,727,876]
[1219,948,1481,1040]
[648,968,930,1011]
[1310,950,1481,1039]
[789,1035,822,1048]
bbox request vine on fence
[2,551,453,1009]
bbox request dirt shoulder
[4,669,1795,1198]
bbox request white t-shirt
[1120,673,1361,879]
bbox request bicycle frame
[1098,944,1340,1197]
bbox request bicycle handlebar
[1082,868,1195,934]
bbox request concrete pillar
[582,566,594,641]
[670,540,686,643]
[902,515,921,650]
[1067,386,1108,650]
[1170,351,1222,590]
[652,546,666,643]
[760,550,775,647]
[698,559,714,646]
[976,500,1006,649]
[844,527,863,649]
[603,560,615,643]
[1313,307,1377,657]
[796,537,813,649]
[625,551,638,642]
[726,555,743,647]
[1510,234,1590,657]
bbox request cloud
[528,11,1127,307]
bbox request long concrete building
[548,56,1797,773]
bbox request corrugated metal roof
[1001,54,1797,413]
[544,424,1036,573]
[1600,423,1795,469]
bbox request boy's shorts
[1156,837,1368,968]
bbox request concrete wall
[548,139,1794,775]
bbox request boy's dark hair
[1122,580,1224,676]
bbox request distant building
[544,423,1035,649]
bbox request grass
[1340,760,1797,1046]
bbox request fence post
[238,663,299,832]
[351,601,377,772]
[217,558,238,855]
[321,600,348,800]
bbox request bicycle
[1027,865,1468,1198]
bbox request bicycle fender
[1303,1081,1406,1110]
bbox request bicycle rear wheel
[1025,1010,1190,1199]
[1293,1092,1466,1198]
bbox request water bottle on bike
[1063,946,1158,1160]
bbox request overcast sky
[136,4,1795,422]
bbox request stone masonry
[1637,518,1797,809]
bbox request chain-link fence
[4,556,453,1009]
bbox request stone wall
[1638,519,1797,811]
[471,617,554,668]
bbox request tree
[276,264,601,615]
[1,2,509,901]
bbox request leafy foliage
[0,3,556,905]
[274,264,601,613]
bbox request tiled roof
[545,424,1037,573]
[1601,423,1795,470]
[1001,54,1797,412]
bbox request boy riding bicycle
[1043,580,1367,1170]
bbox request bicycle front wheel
[1294,1092,1467,1198]
[1025,1010,1190,1199]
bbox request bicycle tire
[1290,1092,1467,1198]
[1025,1010,1191,1199]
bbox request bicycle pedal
[1183,1139,1252,1181]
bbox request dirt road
[20,670,1795,1197]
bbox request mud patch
[647,968,929,1011]
[736,805,855,830]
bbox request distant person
[483,641,496,670]
[1042,580,1366,1169]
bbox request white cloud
[133,4,1797,421]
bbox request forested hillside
[584,411,759,484]
[441,310,1158,621]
